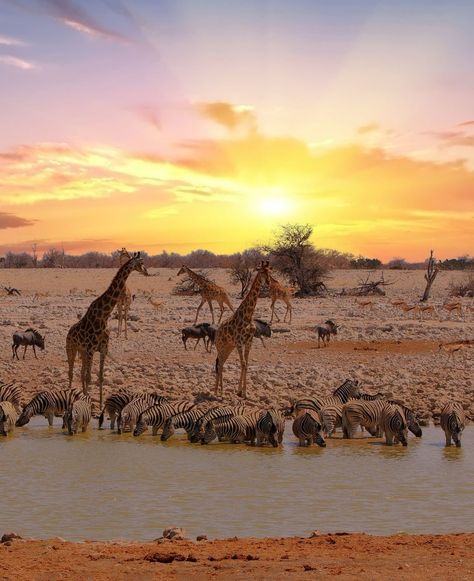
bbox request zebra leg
[109,410,116,430]
[116,413,123,434]
[152,425,159,436]
[46,410,54,427]
[385,432,393,445]
[445,430,452,447]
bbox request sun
[256,189,294,216]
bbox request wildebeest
[12,328,45,360]
[315,320,338,348]
[181,323,213,351]
[254,319,272,347]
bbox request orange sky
[0,1,473,261]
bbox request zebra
[341,399,389,439]
[64,398,92,435]
[161,407,212,441]
[133,401,195,437]
[388,400,422,437]
[0,381,22,413]
[0,401,18,436]
[16,389,83,427]
[117,393,170,434]
[200,415,248,445]
[292,408,326,447]
[256,409,285,447]
[440,402,466,447]
[98,391,168,429]
[380,403,408,446]
[291,379,361,416]
[315,320,338,347]
[190,405,249,442]
[318,403,343,438]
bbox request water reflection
[0,419,472,541]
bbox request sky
[0,0,473,261]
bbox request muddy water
[0,419,472,541]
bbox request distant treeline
[0,247,472,271]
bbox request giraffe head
[127,252,149,276]
[255,260,271,287]
[177,265,187,276]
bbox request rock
[1,532,22,543]
[309,530,322,538]
[162,527,187,541]
[196,535,207,541]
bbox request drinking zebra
[388,400,422,437]
[0,381,22,413]
[16,389,83,427]
[161,407,211,441]
[117,393,170,434]
[0,401,18,436]
[341,399,389,439]
[200,415,248,445]
[318,403,343,438]
[292,408,326,447]
[380,403,408,446]
[64,398,92,435]
[190,405,249,442]
[291,379,361,416]
[256,409,285,447]
[98,390,168,430]
[440,402,466,447]
[133,401,195,437]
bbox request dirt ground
[0,268,472,421]
[1,533,473,580]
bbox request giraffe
[268,274,293,323]
[116,248,133,338]
[215,261,271,399]
[66,252,148,408]
[177,265,234,324]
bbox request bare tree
[421,250,440,302]
[262,223,330,296]
[32,243,38,268]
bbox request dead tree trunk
[421,250,439,302]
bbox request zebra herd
[0,380,468,448]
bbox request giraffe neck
[87,260,135,322]
[235,270,264,322]
[185,266,211,288]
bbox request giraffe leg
[117,302,122,336]
[194,299,206,324]
[99,342,108,410]
[217,301,225,323]
[66,338,77,388]
[80,351,88,393]
[208,300,215,324]
[271,299,280,323]
[215,344,233,396]
[123,304,129,339]
[237,341,252,399]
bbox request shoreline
[1,532,473,579]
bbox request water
[1,419,473,541]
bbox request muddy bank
[1,533,473,579]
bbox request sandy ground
[1,533,473,580]
[0,268,472,423]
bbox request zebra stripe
[318,403,343,438]
[64,398,92,435]
[292,379,361,415]
[256,409,285,447]
[342,400,388,439]
[190,405,249,442]
[440,402,466,447]
[133,401,195,437]
[16,389,83,427]
[387,400,422,437]
[117,393,170,434]
[0,382,22,413]
[0,401,18,436]
[292,408,326,447]
[332,379,361,402]
[380,404,408,446]
[98,391,168,429]
[161,407,212,441]
[201,415,248,445]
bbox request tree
[261,223,329,296]
[420,250,440,302]
[41,248,62,268]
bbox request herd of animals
[1,251,470,450]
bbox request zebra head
[133,413,148,437]
[161,417,175,441]
[200,421,217,445]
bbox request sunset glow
[0,1,473,260]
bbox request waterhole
[0,419,472,540]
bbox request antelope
[357,299,374,310]
[442,302,462,319]
[438,342,468,361]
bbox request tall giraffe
[177,265,234,324]
[116,248,133,338]
[66,253,148,407]
[215,261,271,399]
[268,274,293,324]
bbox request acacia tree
[261,223,329,296]
[420,250,440,302]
